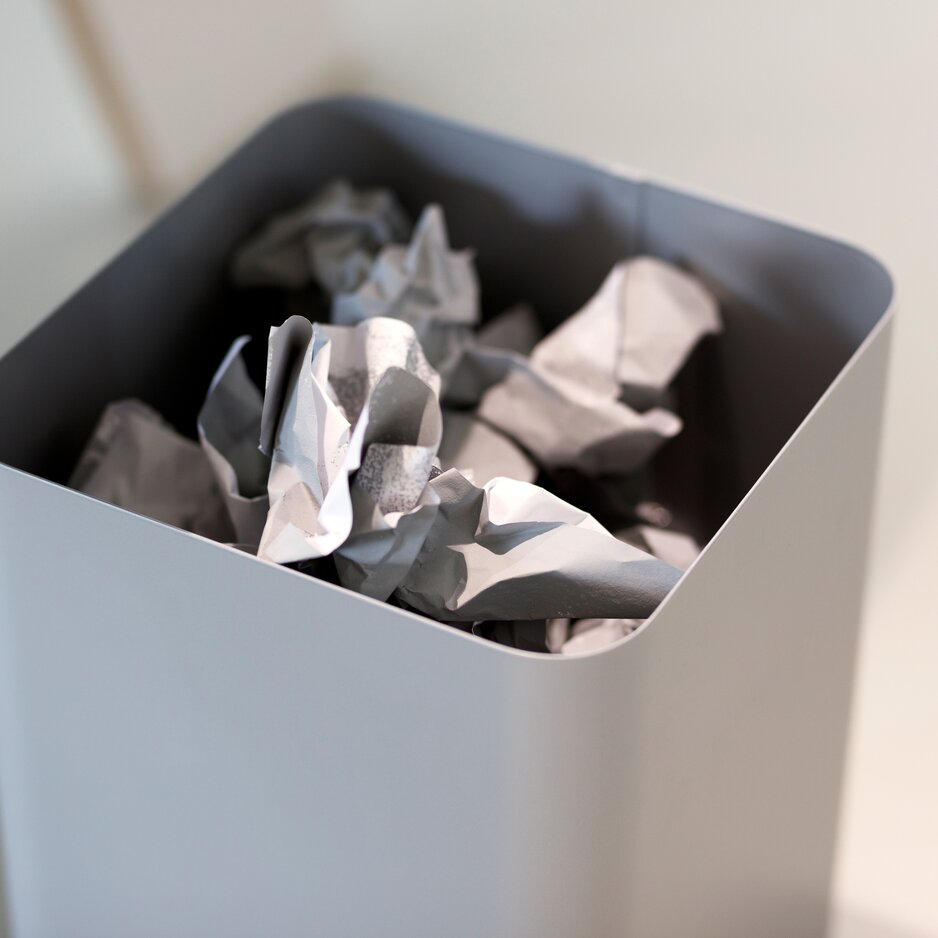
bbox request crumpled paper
[474,257,720,473]
[438,411,536,486]
[256,315,443,601]
[442,304,541,406]
[550,523,701,653]
[395,469,681,621]
[72,310,681,631]
[618,524,701,572]
[476,303,542,355]
[70,398,233,541]
[437,259,719,475]
[477,357,682,474]
[447,344,681,474]
[231,179,411,294]
[472,613,645,656]
[197,335,270,546]
[531,256,721,396]
[470,619,562,654]
[332,204,480,378]
[510,520,702,654]
[560,618,643,655]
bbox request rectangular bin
[0,98,894,938]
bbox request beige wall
[64,0,346,197]
[0,0,142,347]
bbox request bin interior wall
[0,98,891,545]
[640,182,893,527]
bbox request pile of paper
[71,180,722,654]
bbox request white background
[1,2,936,935]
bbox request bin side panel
[605,320,893,936]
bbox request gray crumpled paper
[438,411,536,486]
[70,398,234,541]
[464,612,645,655]
[332,204,480,379]
[256,315,443,601]
[447,344,681,474]
[474,257,720,473]
[560,618,643,655]
[442,304,541,406]
[469,619,563,654]
[477,357,682,474]
[438,261,719,475]
[619,524,701,572]
[472,614,643,655]
[197,335,270,547]
[395,469,681,621]
[553,523,702,653]
[231,179,411,294]
[531,256,721,396]
[476,303,542,355]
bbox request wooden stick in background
[56,0,160,204]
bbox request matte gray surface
[0,98,894,937]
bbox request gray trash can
[0,97,894,938]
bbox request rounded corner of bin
[839,240,897,323]
[259,94,409,133]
